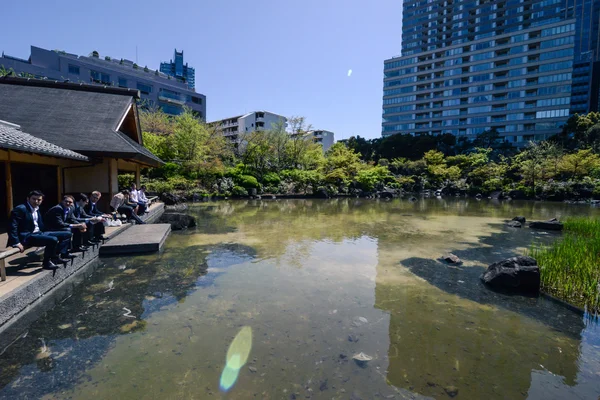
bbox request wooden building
[0,76,163,225]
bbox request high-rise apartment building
[0,46,205,118]
[570,0,600,114]
[160,49,195,90]
[382,0,578,144]
[210,111,287,143]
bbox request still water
[1,199,600,400]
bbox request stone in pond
[507,221,522,228]
[480,256,540,294]
[444,386,459,398]
[529,219,563,231]
[159,212,196,231]
[441,254,462,264]
[512,216,526,224]
[352,352,373,366]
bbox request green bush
[144,180,174,194]
[232,186,248,196]
[167,176,197,191]
[262,172,281,186]
[118,174,135,190]
[236,175,259,189]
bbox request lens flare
[347,69,353,77]
[219,326,253,392]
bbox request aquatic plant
[530,217,600,313]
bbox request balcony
[158,90,186,105]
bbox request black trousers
[86,221,105,240]
[24,231,72,262]
[117,205,145,224]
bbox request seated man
[73,193,105,244]
[138,185,151,212]
[85,191,113,220]
[7,190,74,270]
[129,183,147,215]
[44,195,88,252]
[110,190,145,225]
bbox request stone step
[99,224,171,256]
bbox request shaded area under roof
[0,120,89,161]
[0,77,163,167]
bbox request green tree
[559,149,600,180]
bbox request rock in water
[352,352,373,366]
[444,386,459,398]
[480,256,540,294]
[441,253,462,264]
[159,213,196,230]
[507,221,522,228]
[529,220,563,231]
[512,216,526,224]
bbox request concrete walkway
[100,224,171,255]
[0,202,165,333]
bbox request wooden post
[135,164,141,188]
[108,159,114,200]
[5,154,13,216]
[57,166,63,202]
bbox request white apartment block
[211,111,287,142]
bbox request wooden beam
[57,166,63,202]
[108,159,113,201]
[5,153,13,216]
[135,164,141,187]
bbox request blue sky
[3,0,403,140]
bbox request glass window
[68,64,80,75]
[90,70,110,85]
[137,82,153,94]
[118,77,128,88]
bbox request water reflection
[0,199,599,399]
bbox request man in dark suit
[85,191,113,220]
[73,193,105,243]
[44,195,88,252]
[7,190,74,270]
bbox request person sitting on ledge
[44,195,89,252]
[73,193,105,244]
[110,190,146,225]
[85,191,113,220]
[7,190,74,270]
[138,185,151,213]
[129,183,147,215]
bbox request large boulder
[507,221,522,228]
[159,212,196,231]
[379,191,394,199]
[480,256,540,294]
[161,192,183,206]
[529,219,563,231]
[512,216,526,224]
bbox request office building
[211,111,287,142]
[0,46,205,118]
[382,0,578,144]
[160,49,195,90]
[570,0,600,114]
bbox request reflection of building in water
[373,241,582,399]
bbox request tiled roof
[0,120,89,161]
[0,77,163,167]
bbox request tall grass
[530,217,600,313]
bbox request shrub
[118,173,135,190]
[232,186,248,197]
[167,176,196,191]
[236,175,259,189]
[144,180,174,194]
[262,172,281,186]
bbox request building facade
[0,46,205,118]
[382,0,578,144]
[211,111,287,142]
[570,0,600,114]
[308,130,335,152]
[160,49,195,90]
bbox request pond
[1,199,600,400]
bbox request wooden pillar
[57,166,63,202]
[5,156,13,215]
[135,164,141,188]
[108,159,114,200]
